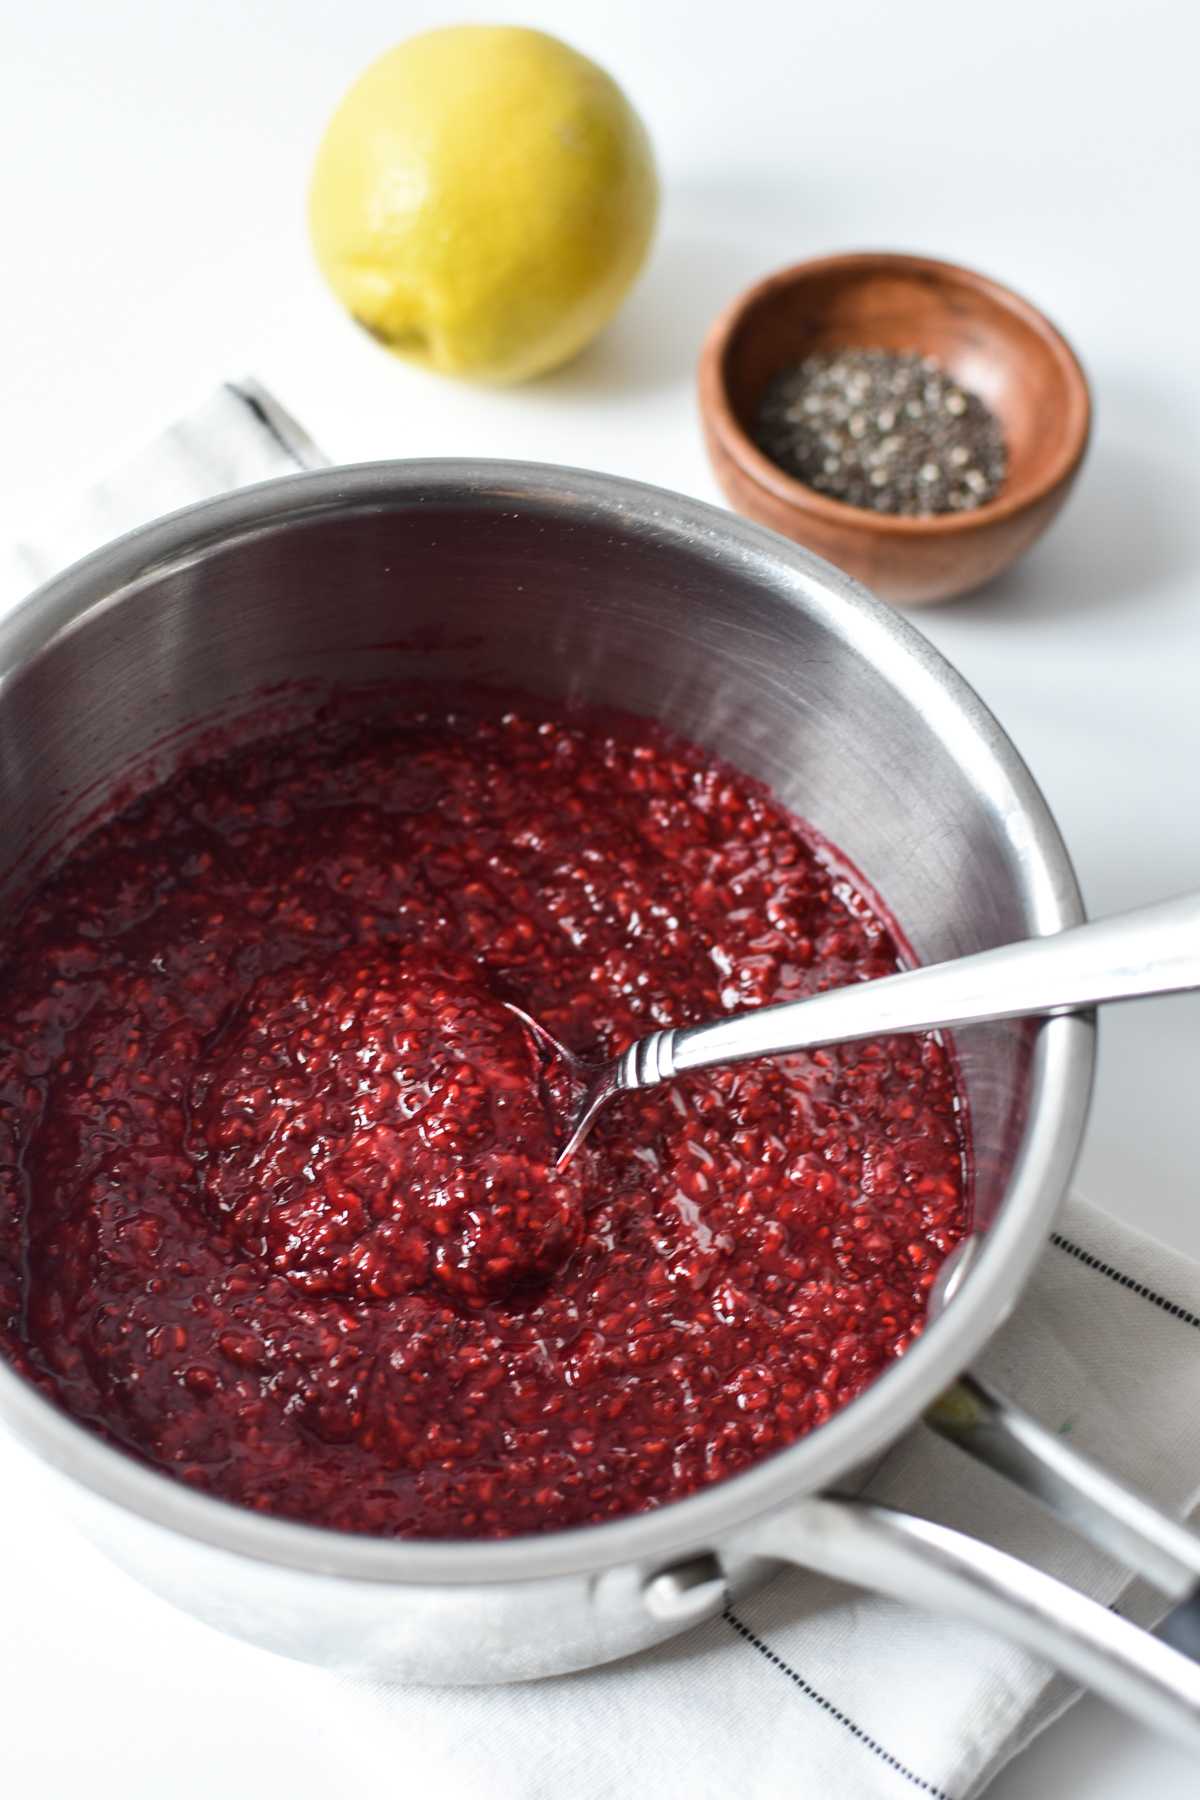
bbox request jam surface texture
[0,703,966,1537]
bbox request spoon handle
[645,889,1200,1082]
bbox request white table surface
[3,2,1200,1793]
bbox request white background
[2,1,1200,1793]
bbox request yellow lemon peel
[309,26,658,384]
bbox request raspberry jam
[194,945,583,1308]
[0,702,966,1537]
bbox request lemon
[309,25,658,385]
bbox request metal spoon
[508,888,1200,1165]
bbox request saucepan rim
[0,460,1094,1586]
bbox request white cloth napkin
[3,388,1199,1799]
[0,377,327,610]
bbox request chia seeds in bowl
[754,348,1008,517]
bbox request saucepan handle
[926,1372,1200,1605]
[749,1371,1200,1752]
[751,1493,1200,1752]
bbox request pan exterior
[0,462,1093,1679]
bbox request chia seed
[753,348,1007,516]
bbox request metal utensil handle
[654,889,1200,1079]
[927,1372,1200,1599]
[754,1495,1200,1753]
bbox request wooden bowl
[698,252,1091,604]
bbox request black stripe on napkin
[1051,1234,1200,1330]
[226,383,312,472]
[724,1603,955,1799]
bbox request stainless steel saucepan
[1,461,1198,1745]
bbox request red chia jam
[0,699,967,1538]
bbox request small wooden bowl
[698,252,1091,604]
